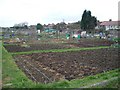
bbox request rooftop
[100,21,120,26]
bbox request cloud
[0,0,119,27]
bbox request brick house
[99,21,120,30]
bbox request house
[44,23,55,29]
[95,21,102,30]
[99,21,120,30]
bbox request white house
[100,21,120,30]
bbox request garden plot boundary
[2,46,119,88]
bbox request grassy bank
[2,46,119,88]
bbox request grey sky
[0,0,119,27]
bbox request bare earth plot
[4,40,113,52]
[13,48,119,84]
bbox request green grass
[45,69,119,88]
[63,69,119,88]
[11,46,111,55]
[2,46,119,88]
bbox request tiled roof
[100,21,120,26]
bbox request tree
[81,10,97,32]
[36,23,43,30]
[67,21,81,29]
[89,16,97,29]
[81,10,87,30]
[53,24,57,30]
[13,22,28,29]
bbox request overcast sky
[0,0,119,27]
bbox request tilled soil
[13,48,119,84]
[4,40,113,52]
[4,44,69,52]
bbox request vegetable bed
[13,48,119,84]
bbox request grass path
[11,46,111,55]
